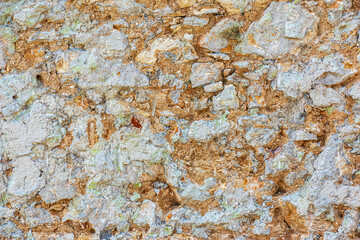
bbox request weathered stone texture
[1,0,360,239]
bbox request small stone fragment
[215,0,251,15]
[98,30,129,58]
[0,39,6,69]
[349,81,360,100]
[13,2,48,28]
[183,17,209,27]
[189,62,223,88]
[236,2,318,59]
[213,84,239,111]
[309,85,344,107]
[176,0,196,8]
[204,81,224,92]
[21,205,53,228]
[7,156,45,197]
[245,128,277,147]
[199,18,242,52]
[134,200,157,227]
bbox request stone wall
[1,0,360,239]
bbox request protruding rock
[98,30,129,59]
[176,0,196,8]
[189,62,223,88]
[199,18,242,52]
[7,156,45,197]
[13,2,48,28]
[213,84,239,111]
[245,128,277,147]
[349,81,360,100]
[204,81,224,92]
[0,39,6,69]
[215,0,251,15]
[236,2,318,59]
[309,85,344,107]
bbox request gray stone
[199,18,242,52]
[180,177,216,202]
[273,67,311,99]
[193,98,209,111]
[0,71,39,119]
[349,81,360,100]
[0,206,14,219]
[98,30,129,59]
[204,81,223,93]
[21,205,53,228]
[288,129,318,141]
[39,182,77,204]
[0,221,23,239]
[0,39,6,69]
[265,141,298,175]
[309,85,344,107]
[2,101,62,158]
[337,210,359,234]
[7,156,45,197]
[245,128,277,147]
[323,232,347,240]
[189,115,230,142]
[273,53,356,99]
[134,200,157,227]
[232,61,250,72]
[236,2,318,59]
[189,62,223,88]
[213,84,239,111]
[227,73,249,87]
[323,0,337,5]
[188,120,217,142]
[13,2,48,28]
[183,17,209,27]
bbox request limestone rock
[199,18,242,52]
[213,84,239,111]
[215,0,251,15]
[245,128,277,147]
[21,205,53,228]
[236,2,318,59]
[13,2,48,28]
[7,156,45,197]
[309,85,344,107]
[189,62,223,88]
[98,30,129,59]
[349,81,360,100]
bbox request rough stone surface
[189,62,223,88]
[199,18,242,52]
[1,0,360,239]
[236,2,318,59]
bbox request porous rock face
[1,0,360,239]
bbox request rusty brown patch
[59,130,73,149]
[101,113,117,140]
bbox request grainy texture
[1,0,360,239]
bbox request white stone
[7,156,45,197]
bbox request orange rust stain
[59,130,73,149]
[344,62,354,69]
[87,118,99,148]
[101,113,117,140]
[74,96,90,110]
[24,47,45,67]
[220,43,232,53]
[59,83,77,96]
[248,33,260,47]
